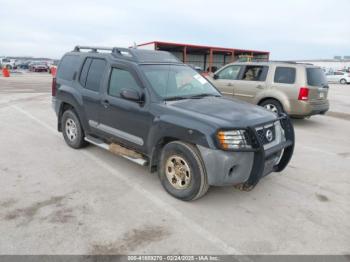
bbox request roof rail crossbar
[73,46,114,52]
[111,47,135,60]
[73,45,137,61]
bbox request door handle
[227,83,234,87]
[101,99,110,108]
[256,85,264,89]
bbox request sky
[0,0,349,60]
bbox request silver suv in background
[209,62,329,118]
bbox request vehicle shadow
[290,116,328,129]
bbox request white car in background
[326,71,350,84]
[0,58,16,69]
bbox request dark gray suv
[52,46,295,201]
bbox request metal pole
[209,49,213,72]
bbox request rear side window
[84,59,107,92]
[109,68,141,98]
[274,67,296,84]
[306,68,327,86]
[57,55,80,81]
[241,66,268,81]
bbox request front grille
[256,125,276,145]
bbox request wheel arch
[257,96,286,113]
[58,102,74,131]
[149,136,180,173]
[57,100,87,133]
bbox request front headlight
[217,130,251,150]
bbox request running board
[84,136,148,166]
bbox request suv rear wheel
[260,99,284,115]
[61,109,87,149]
[340,78,347,85]
[158,141,209,201]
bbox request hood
[166,96,277,128]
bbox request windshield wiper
[164,96,190,101]
[164,93,220,101]
[188,93,220,99]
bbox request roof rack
[269,60,314,65]
[72,45,181,64]
[269,60,297,64]
[73,45,135,60]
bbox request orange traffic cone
[50,67,57,77]
[2,67,10,77]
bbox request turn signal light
[217,130,250,150]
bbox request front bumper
[198,114,294,187]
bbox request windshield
[307,68,327,86]
[141,64,220,99]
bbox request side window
[57,55,80,81]
[79,58,92,86]
[274,67,296,84]
[241,66,268,81]
[217,65,241,80]
[109,68,141,98]
[84,59,107,92]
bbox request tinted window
[307,68,327,86]
[85,59,106,92]
[241,66,268,81]
[217,65,241,80]
[57,55,80,81]
[79,58,92,86]
[274,67,296,84]
[109,68,141,97]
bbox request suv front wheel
[260,99,284,115]
[61,109,87,149]
[158,141,209,201]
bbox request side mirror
[120,88,142,103]
[213,74,219,80]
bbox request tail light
[51,77,57,96]
[298,87,309,101]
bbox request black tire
[340,79,347,85]
[259,99,284,115]
[158,141,209,201]
[61,109,87,149]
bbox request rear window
[57,55,80,81]
[306,68,327,86]
[84,59,107,92]
[274,67,296,84]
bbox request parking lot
[0,73,349,255]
